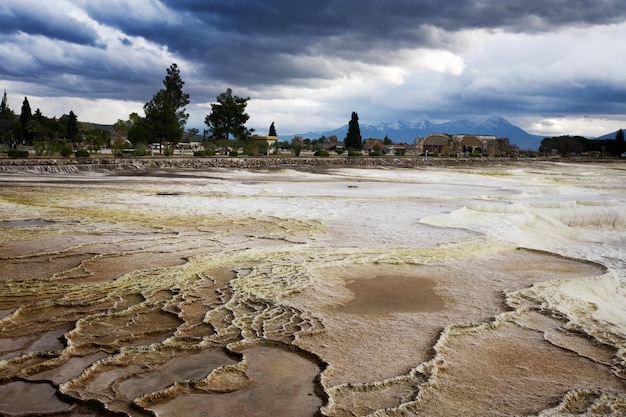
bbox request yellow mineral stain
[0,162,624,417]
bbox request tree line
[1,61,366,156]
[6,62,626,158]
[539,131,625,157]
[1,90,112,156]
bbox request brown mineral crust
[0,162,624,417]
[412,320,625,417]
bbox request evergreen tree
[144,63,190,152]
[20,97,31,126]
[269,121,277,137]
[345,111,362,149]
[20,97,32,143]
[0,90,17,144]
[33,109,53,140]
[58,113,71,139]
[0,90,9,114]
[67,111,78,142]
[204,88,250,141]
[127,113,149,145]
[163,63,190,128]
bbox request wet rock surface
[0,161,624,416]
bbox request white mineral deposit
[0,160,624,416]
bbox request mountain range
[286,116,546,150]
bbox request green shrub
[133,143,148,157]
[60,144,73,157]
[74,149,90,157]
[348,150,361,157]
[193,150,206,157]
[133,148,148,157]
[314,150,329,157]
[229,150,238,157]
[7,149,29,158]
[368,151,381,157]
[33,141,47,156]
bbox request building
[362,139,407,155]
[251,135,278,155]
[415,133,511,156]
[386,144,407,155]
[362,138,384,153]
[316,135,341,151]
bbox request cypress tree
[345,111,362,149]
[0,90,8,114]
[20,97,32,143]
[0,90,16,144]
[67,111,78,142]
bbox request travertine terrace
[0,160,624,416]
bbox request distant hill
[595,129,623,140]
[287,116,545,150]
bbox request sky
[1,0,625,138]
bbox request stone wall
[0,156,524,172]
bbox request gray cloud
[1,0,625,136]
[0,3,99,46]
[74,0,626,92]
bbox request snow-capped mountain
[289,116,545,150]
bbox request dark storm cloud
[77,0,626,89]
[1,0,625,135]
[454,84,626,118]
[161,0,626,38]
[157,1,626,49]
[0,5,99,46]
[5,0,626,88]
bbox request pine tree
[163,63,190,128]
[204,88,250,141]
[144,63,190,152]
[345,111,362,149]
